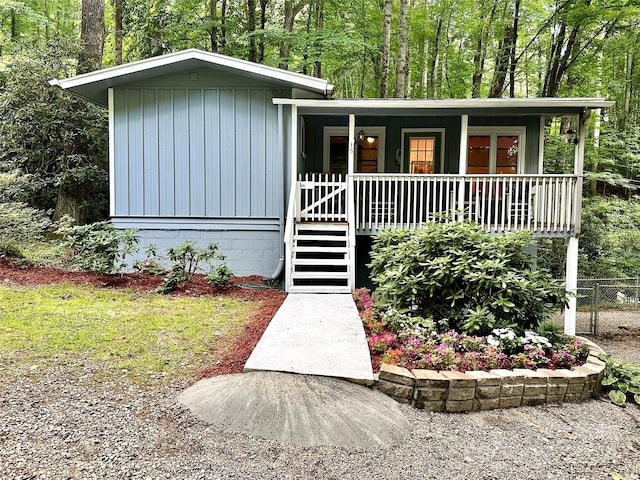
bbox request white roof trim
[50,48,333,98]
[272,97,614,109]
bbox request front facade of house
[51,49,613,334]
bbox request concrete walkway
[244,293,375,384]
[177,372,410,450]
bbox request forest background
[0,0,639,279]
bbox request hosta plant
[599,354,640,406]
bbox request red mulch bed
[0,257,286,377]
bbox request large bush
[56,218,138,274]
[0,172,51,256]
[0,41,108,224]
[369,222,567,336]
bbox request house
[50,49,613,335]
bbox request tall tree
[247,0,256,61]
[114,0,123,64]
[380,0,393,98]
[279,0,306,69]
[258,0,268,63]
[488,0,520,98]
[209,0,219,52]
[77,0,105,74]
[395,0,409,98]
[471,0,499,98]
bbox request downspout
[265,103,286,283]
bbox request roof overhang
[50,49,334,107]
[273,97,615,116]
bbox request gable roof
[50,49,335,106]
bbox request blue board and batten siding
[111,87,285,276]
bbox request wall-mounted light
[356,129,366,145]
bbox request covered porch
[274,97,614,335]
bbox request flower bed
[353,288,590,373]
[352,288,606,411]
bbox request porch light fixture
[356,129,366,145]
[566,129,578,145]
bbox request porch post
[290,104,298,187]
[564,112,587,335]
[457,115,469,217]
[108,88,115,217]
[347,113,356,289]
[348,114,356,175]
[564,236,579,335]
[573,112,587,236]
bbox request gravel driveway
[2,359,639,480]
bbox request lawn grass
[0,283,257,383]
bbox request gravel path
[2,363,640,480]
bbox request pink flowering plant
[369,332,397,353]
[353,287,589,373]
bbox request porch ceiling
[273,97,614,116]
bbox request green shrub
[0,172,51,257]
[153,241,234,294]
[56,217,138,273]
[599,354,640,406]
[206,264,234,287]
[369,221,567,336]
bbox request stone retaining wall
[374,338,606,412]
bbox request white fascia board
[272,97,615,109]
[50,49,332,96]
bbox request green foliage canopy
[0,41,109,223]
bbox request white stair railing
[297,173,347,222]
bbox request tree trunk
[541,0,590,98]
[620,52,634,130]
[279,1,306,70]
[115,0,123,64]
[209,0,219,52]
[258,0,268,63]
[471,0,498,98]
[488,24,514,98]
[427,16,442,98]
[247,0,257,62]
[312,0,323,78]
[395,0,409,98]
[380,0,393,98]
[508,0,521,97]
[77,0,104,75]
[220,0,227,53]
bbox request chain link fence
[557,277,640,335]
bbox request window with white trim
[467,127,525,174]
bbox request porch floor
[244,294,374,384]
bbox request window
[409,137,435,173]
[323,126,385,174]
[401,129,445,173]
[466,127,525,174]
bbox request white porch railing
[352,174,579,235]
[296,173,348,222]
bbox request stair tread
[291,271,351,279]
[293,246,348,253]
[288,285,352,294]
[294,235,348,242]
[292,258,350,266]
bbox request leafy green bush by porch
[369,222,567,336]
